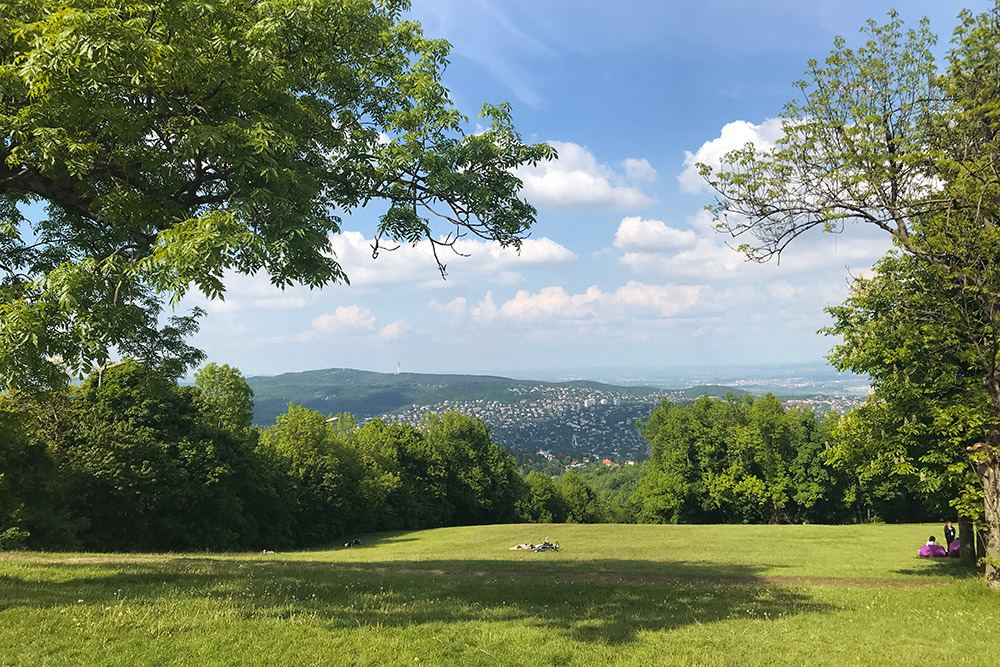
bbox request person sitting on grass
[918,536,947,558]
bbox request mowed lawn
[1,524,996,666]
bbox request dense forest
[1,360,945,552]
[579,395,936,525]
[1,361,533,551]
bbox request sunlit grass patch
[1,524,996,665]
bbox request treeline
[529,394,937,525]
[0,361,528,551]
[630,394,933,524]
[2,366,941,552]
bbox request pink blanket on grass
[948,539,960,557]
[918,544,947,558]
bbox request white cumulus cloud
[768,280,797,301]
[471,292,499,321]
[297,305,377,341]
[328,231,577,289]
[428,296,469,319]
[622,157,657,182]
[189,271,315,313]
[516,141,655,210]
[613,281,704,317]
[433,282,708,326]
[377,319,412,341]
[614,210,892,283]
[613,216,698,252]
[678,118,785,194]
[500,286,603,321]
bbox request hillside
[247,367,662,426]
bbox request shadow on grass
[0,557,834,645]
[302,531,421,550]
[893,557,981,580]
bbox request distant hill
[247,367,662,425]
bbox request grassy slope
[1,524,995,666]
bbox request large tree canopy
[701,4,1000,585]
[0,0,554,388]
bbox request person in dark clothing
[944,521,956,551]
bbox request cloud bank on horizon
[183,0,982,378]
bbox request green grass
[1,524,996,666]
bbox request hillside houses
[385,384,662,460]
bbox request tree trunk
[959,516,976,566]
[970,441,1000,588]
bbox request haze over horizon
[167,1,988,378]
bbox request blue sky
[182,0,988,378]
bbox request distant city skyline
[166,1,989,378]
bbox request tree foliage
[351,418,449,530]
[0,0,555,389]
[194,362,255,435]
[700,11,944,261]
[422,412,524,526]
[55,361,255,549]
[1,356,964,549]
[0,392,79,548]
[517,471,567,523]
[557,472,608,524]
[0,359,537,550]
[631,394,927,525]
[258,404,368,544]
[825,253,985,524]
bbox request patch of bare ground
[0,553,948,588]
[322,565,948,588]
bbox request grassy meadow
[1,523,997,666]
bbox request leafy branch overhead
[699,12,948,262]
[0,0,555,388]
